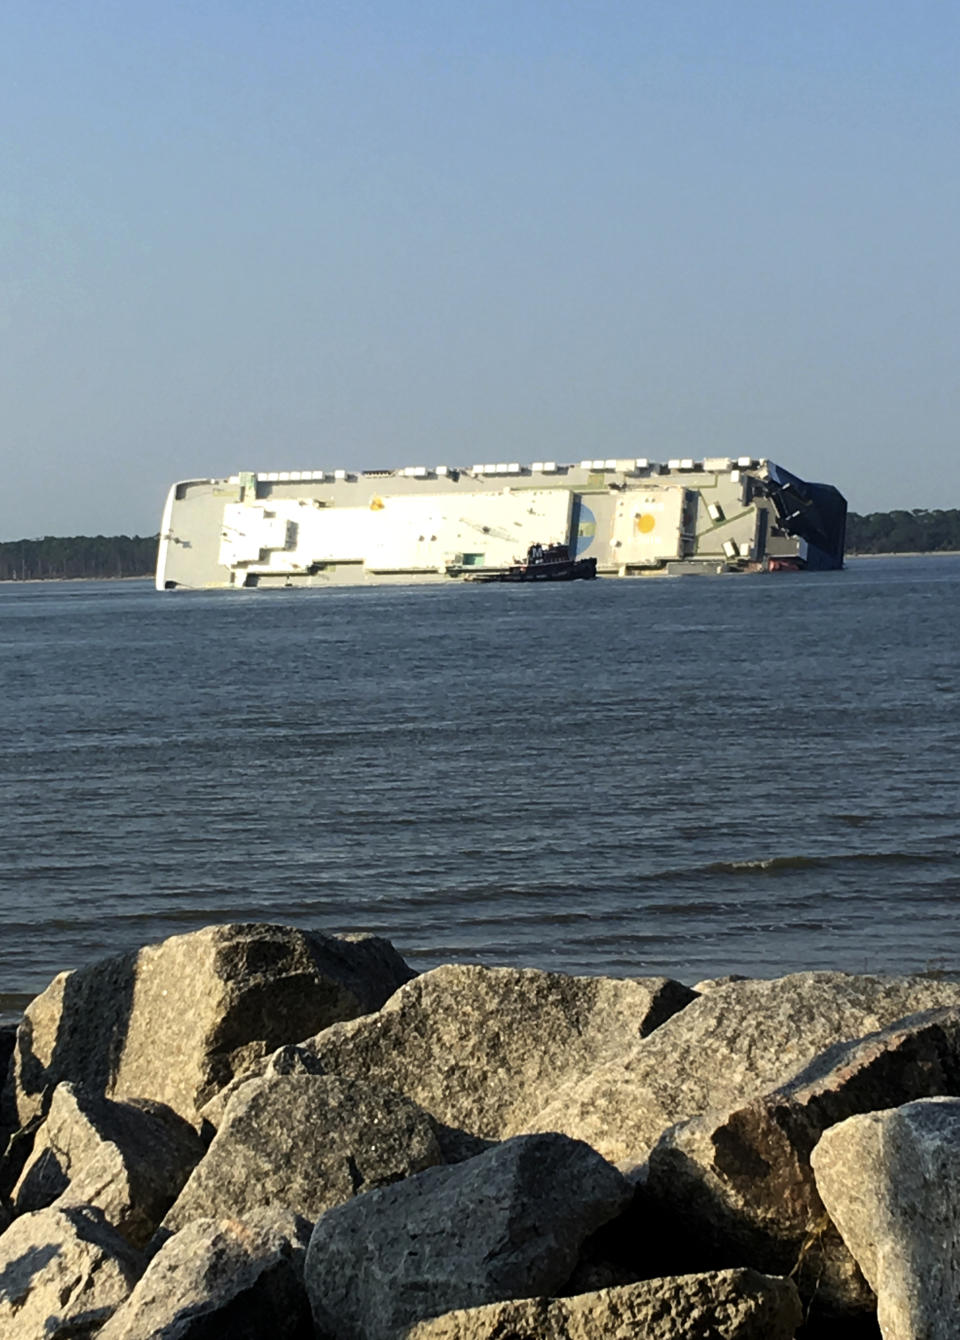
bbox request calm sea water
[2,557,958,1012]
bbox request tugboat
[464,542,598,583]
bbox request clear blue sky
[2,1,958,536]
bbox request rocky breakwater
[0,924,957,1338]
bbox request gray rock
[0,1202,143,1339]
[812,1096,960,1340]
[646,1006,960,1316]
[403,1269,803,1339]
[260,1041,324,1076]
[6,922,414,1128]
[161,1072,445,1236]
[98,1208,312,1339]
[296,963,694,1145]
[198,1042,327,1132]
[12,1081,205,1247]
[691,974,750,993]
[525,971,960,1166]
[304,1132,632,1340]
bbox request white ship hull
[156,457,846,590]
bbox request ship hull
[156,458,845,590]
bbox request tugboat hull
[465,557,598,583]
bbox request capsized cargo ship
[155,456,846,590]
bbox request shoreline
[0,574,153,585]
[846,549,960,559]
[1,552,959,585]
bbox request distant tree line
[0,535,159,581]
[846,509,960,555]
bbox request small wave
[615,855,821,883]
[420,851,954,900]
[708,857,820,874]
[702,851,944,876]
